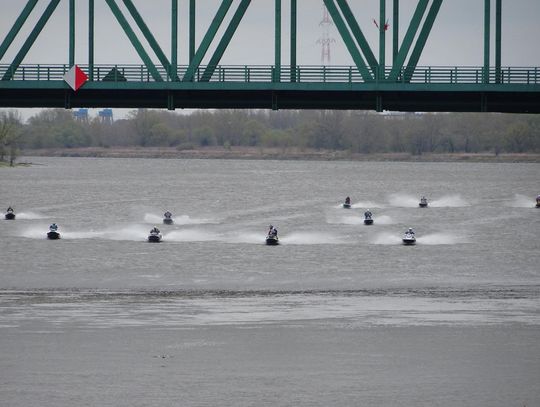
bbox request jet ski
[364,210,373,225]
[163,211,173,225]
[536,199,540,208]
[419,198,428,208]
[402,232,416,245]
[266,234,279,245]
[4,211,15,220]
[342,202,351,209]
[148,230,163,243]
[47,225,60,240]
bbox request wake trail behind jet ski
[226,232,265,244]
[280,232,345,245]
[417,233,465,245]
[164,230,221,242]
[375,215,394,225]
[144,213,218,225]
[20,225,150,241]
[430,195,470,207]
[351,201,385,209]
[508,194,536,208]
[15,212,47,220]
[370,232,403,245]
[387,194,419,208]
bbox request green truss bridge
[1,0,539,113]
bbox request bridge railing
[0,64,539,85]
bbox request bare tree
[0,110,22,166]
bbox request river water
[1,157,539,406]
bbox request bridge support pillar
[64,90,71,109]
[167,92,175,110]
[480,93,488,112]
[376,94,383,112]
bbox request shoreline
[18,147,540,163]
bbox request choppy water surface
[1,157,539,407]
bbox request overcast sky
[1,0,539,67]
[1,0,539,120]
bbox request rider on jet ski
[268,225,278,237]
[6,206,14,213]
[150,226,160,235]
[364,209,372,219]
[164,211,172,219]
[345,197,351,205]
[406,227,415,235]
[49,223,58,231]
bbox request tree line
[1,108,540,164]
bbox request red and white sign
[63,65,88,91]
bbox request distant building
[73,108,88,122]
[98,108,113,124]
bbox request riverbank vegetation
[0,110,22,166]
[5,109,540,159]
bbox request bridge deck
[1,64,539,112]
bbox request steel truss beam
[2,0,60,81]
[201,0,251,82]
[182,0,234,81]
[323,0,374,81]
[105,0,163,81]
[403,0,443,82]
[325,0,444,83]
[0,0,500,91]
[122,0,178,81]
[0,0,39,61]
[388,0,429,81]
[335,0,378,69]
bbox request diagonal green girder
[2,0,60,81]
[335,0,378,70]
[0,0,39,62]
[323,0,373,81]
[388,0,429,81]
[275,0,281,82]
[105,0,163,82]
[200,0,251,82]
[183,0,234,82]
[122,0,178,81]
[403,0,443,82]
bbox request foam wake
[387,194,420,208]
[430,195,470,207]
[12,212,47,220]
[351,201,385,209]
[20,225,150,241]
[417,233,466,245]
[280,232,345,245]
[507,194,537,208]
[143,213,217,225]
[370,232,403,245]
[164,230,221,242]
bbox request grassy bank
[20,147,540,163]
